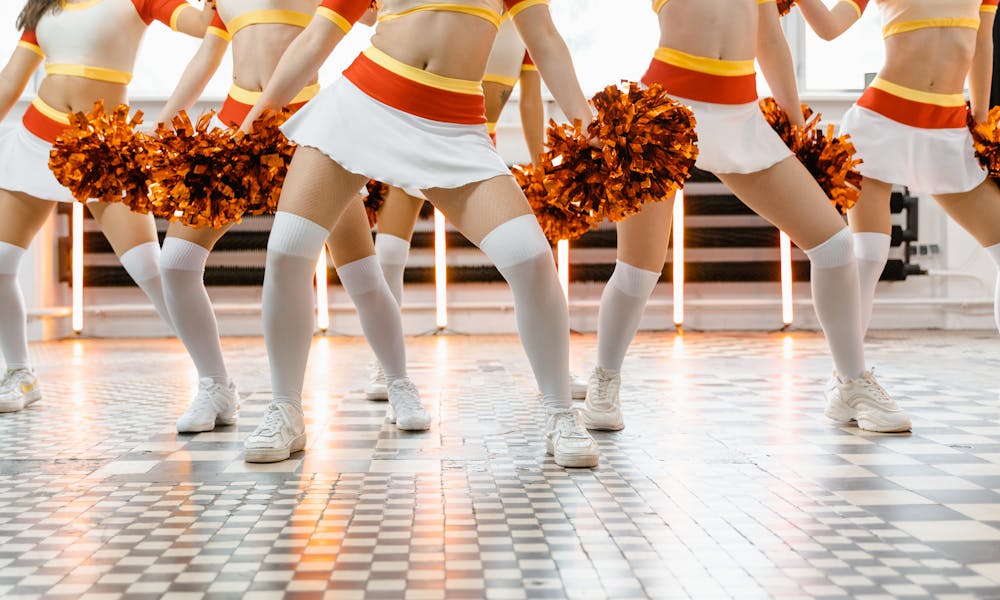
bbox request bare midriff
[655,0,757,63]
[371,12,499,83]
[879,27,976,94]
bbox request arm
[157,32,229,124]
[240,0,368,130]
[0,42,44,123]
[796,0,863,40]
[757,0,806,127]
[172,1,216,37]
[509,2,592,127]
[969,5,997,123]
[518,67,546,165]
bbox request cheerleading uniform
[838,0,998,194]
[282,0,544,191]
[204,0,321,127]
[0,0,196,203]
[643,0,792,174]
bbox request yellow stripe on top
[363,46,484,95]
[984,4,999,13]
[653,0,669,12]
[839,0,864,18]
[30,97,71,125]
[45,64,132,85]
[60,0,103,10]
[521,63,537,72]
[653,47,755,77]
[482,73,519,87]
[378,3,502,28]
[883,17,980,37]
[228,10,313,35]
[869,77,966,107]
[169,4,192,31]
[507,0,548,18]
[17,41,45,59]
[316,6,353,33]
[229,82,321,105]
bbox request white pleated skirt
[677,97,794,175]
[281,78,512,192]
[840,105,987,195]
[0,125,76,203]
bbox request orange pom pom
[364,180,389,227]
[542,82,698,223]
[970,106,1000,178]
[776,0,798,16]
[241,109,297,218]
[513,163,596,243]
[49,101,156,208]
[759,97,862,213]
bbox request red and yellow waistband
[217,83,320,127]
[344,46,486,124]
[23,97,71,143]
[857,77,966,129]
[641,47,757,105]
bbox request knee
[160,238,211,279]
[804,228,855,269]
[853,232,891,263]
[479,214,551,271]
[0,241,26,276]
[268,212,331,260]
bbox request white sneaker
[244,403,306,463]
[176,378,239,433]
[582,367,624,431]
[366,362,388,401]
[825,369,911,433]
[0,369,41,413]
[570,373,588,400]
[386,378,431,431]
[546,409,599,468]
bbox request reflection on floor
[1,331,1000,599]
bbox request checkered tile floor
[2,331,1000,599]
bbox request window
[800,2,884,91]
[0,2,36,100]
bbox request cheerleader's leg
[934,178,1000,334]
[848,178,894,335]
[88,202,173,331]
[426,175,598,468]
[0,190,55,380]
[374,188,424,307]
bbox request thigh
[717,157,848,250]
[88,202,159,256]
[847,177,893,235]
[616,195,674,272]
[165,220,233,251]
[0,190,57,249]
[423,175,531,246]
[278,147,371,231]
[935,178,1000,247]
[377,187,424,241]
[328,196,376,268]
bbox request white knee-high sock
[806,228,866,381]
[263,212,330,410]
[119,241,173,331]
[0,242,29,371]
[161,238,229,384]
[853,232,890,335]
[375,233,410,307]
[597,261,660,371]
[984,242,1000,333]
[480,215,571,413]
[337,255,408,381]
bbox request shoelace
[557,411,590,439]
[859,375,894,407]
[390,380,422,412]
[188,386,218,414]
[255,405,285,437]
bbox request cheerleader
[0,0,213,413]
[365,17,590,401]
[797,2,1000,338]
[239,0,600,467]
[152,2,428,449]
[580,0,906,434]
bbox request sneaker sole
[571,388,587,401]
[856,416,912,434]
[0,389,41,413]
[584,420,624,432]
[366,391,389,401]
[554,450,599,468]
[387,409,431,431]
[215,412,239,427]
[245,434,306,463]
[177,422,217,434]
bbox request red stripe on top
[22,104,69,144]
[343,53,486,124]
[19,30,39,45]
[131,0,190,26]
[522,52,534,67]
[641,57,757,105]
[856,86,967,129]
[319,0,370,24]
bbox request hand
[359,7,378,26]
